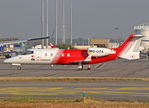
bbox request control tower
[134,24,149,51]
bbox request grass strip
[0,97,149,108]
[1,96,149,103]
[0,77,148,82]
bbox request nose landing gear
[17,66,22,70]
[12,64,22,70]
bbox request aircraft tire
[17,66,22,70]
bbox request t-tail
[114,34,143,60]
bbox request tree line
[0,37,19,41]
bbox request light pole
[41,0,45,48]
[70,0,72,45]
[55,0,58,45]
[62,0,66,43]
[46,0,49,48]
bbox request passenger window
[67,53,70,57]
[56,54,59,57]
[62,53,64,57]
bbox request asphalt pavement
[0,59,148,77]
[0,80,149,101]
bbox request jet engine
[87,48,116,57]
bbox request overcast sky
[0,0,149,40]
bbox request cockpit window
[23,51,34,55]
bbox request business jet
[4,34,143,70]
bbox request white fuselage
[4,48,60,65]
[4,47,116,65]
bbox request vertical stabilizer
[115,34,143,60]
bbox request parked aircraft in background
[0,36,49,57]
[0,36,49,47]
[4,34,143,70]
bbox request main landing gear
[88,64,91,70]
[77,63,91,70]
[78,63,83,70]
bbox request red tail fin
[114,34,143,60]
[114,34,135,55]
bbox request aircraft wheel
[51,64,54,67]
[87,64,91,70]
[87,68,91,70]
[78,64,83,70]
[17,66,22,70]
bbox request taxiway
[0,59,149,101]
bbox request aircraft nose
[4,58,13,63]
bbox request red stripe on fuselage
[89,54,117,64]
[52,49,88,64]
[52,49,117,64]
